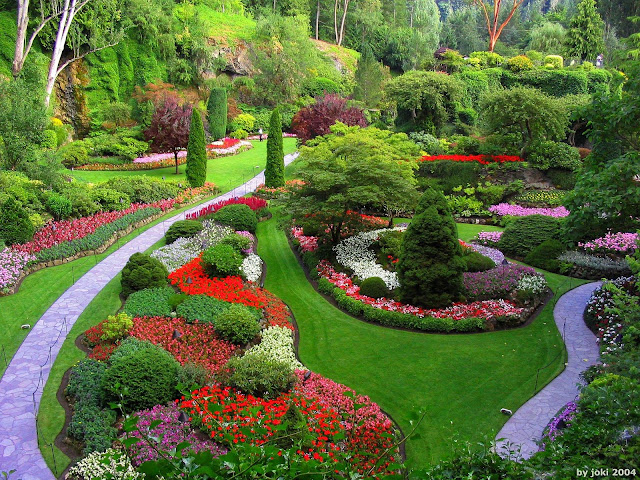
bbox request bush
[359,277,390,299]
[221,354,297,399]
[207,87,227,140]
[214,304,262,344]
[301,76,342,97]
[524,239,566,272]
[450,135,480,155]
[220,233,252,252]
[100,313,133,342]
[123,287,174,317]
[103,176,180,204]
[177,362,209,390]
[213,204,258,233]
[230,129,248,139]
[58,141,89,168]
[586,69,612,93]
[67,402,117,455]
[463,251,495,272]
[470,51,504,67]
[41,129,58,149]
[228,113,255,132]
[201,243,243,277]
[546,168,577,190]
[186,109,207,188]
[525,141,582,171]
[102,341,180,412]
[498,215,562,257]
[121,253,169,297]
[90,187,130,211]
[46,193,73,220]
[506,55,534,72]
[165,220,203,244]
[409,131,446,154]
[168,293,188,310]
[0,197,35,245]
[544,54,563,69]
[66,358,107,406]
[417,160,480,195]
[176,294,232,324]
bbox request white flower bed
[243,326,306,371]
[241,253,263,282]
[517,274,548,295]
[67,448,142,480]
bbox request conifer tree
[566,0,605,61]
[207,87,228,140]
[265,108,285,188]
[353,44,384,108]
[186,109,207,188]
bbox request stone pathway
[495,281,601,460]
[0,153,298,480]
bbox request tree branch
[55,40,119,77]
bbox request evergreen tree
[0,197,35,245]
[207,88,228,140]
[353,44,385,108]
[186,109,207,188]
[397,188,465,308]
[566,0,604,61]
[265,108,285,188]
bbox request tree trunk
[338,0,349,46]
[315,0,320,40]
[13,0,29,78]
[174,151,179,174]
[45,0,77,107]
[334,0,340,44]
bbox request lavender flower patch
[476,231,503,246]
[469,243,505,265]
[236,230,255,254]
[540,401,578,449]
[0,248,35,292]
[489,203,569,218]
[463,264,540,299]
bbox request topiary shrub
[220,353,297,399]
[525,141,582,171]
[498,215,562,258]
[359,277,390,299]
[0,197,35,245]
[207,87,227,140]
[265,107,285,188]
[213,204,258,233]
[46,193,73,220]
[121,253,169,297]
[123,287,173,317]
[186,109,207,188]
[220,233,252,252]
[201,243,243,277]
[463,251,495,272]
[506,55,534,72]
[176,294,232,324]
[165,220,203,244]
[524,239,566,272]
[214,304,262,344]
[102,340,180,412]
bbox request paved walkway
[495,281,601,460]
[0,153,298,480]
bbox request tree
[284,124,419,244]
[207,87,227,140]
[566,0,604,61]
[396,188,465,308]
[471,0,526,52]
[528,22,567,54]
[0,197,35,246]
[333,0,352,46]
[291,94,368,143]
[353,44,385,108]
[144,95,192,174]
[186,109,207,188]
[265,108,285,188]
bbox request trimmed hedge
[121,252,169,297]
[123,287,174,317]
[213,204,258,233]
[498,215,562,257]
[165,220,203,244]
[501,69,589,97]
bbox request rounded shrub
[359,277,390,299]
[46,193,73,220]
[228,113,255,132]
[220,233,252,252]
[41,130,58,149]
[213,204,258,233]
[524,239,566,272]
[102,341,180,412]
[544,54,563,69]
[214,304,262,344]
[525,141,582,171]
[221,353,297,399]
[100,313,133,342]
[201,243,243,277]
[498,215,562,258]
[90,188,130,211]
[176,294,231,324]
[506,55,534,72]
[120,253,169,297]
[0,197,35,245]
[58,141,89,168]
[165,220,203,244]
[230,129,248,139]
[463,251,495,272]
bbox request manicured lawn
[257,212,586,467]
[70,139,297,192]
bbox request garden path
[0,153,298,480]
[495,281,601,460]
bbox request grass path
[257,214,586,467]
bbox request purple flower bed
[469,244,505,265]
[236,230,255,254]
[541,401,578,449]
[489,203,569,218]
[0,248,35,292]
[476,231,503,246]
[579,232,639,254]
[124,403,226,466]
[463,264,539,298]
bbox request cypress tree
[353,43,384,108]
[566,0,605,61]
[0,197,35,245]
[265,107,285,188]
[397,188,465,308]
[186,109,207,188]
[207,87,227,140]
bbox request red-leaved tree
[291,94,368,144]
[144,94,193,174]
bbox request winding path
[495,281,601,460]
[0,153,298,480]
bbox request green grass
[256,212,586,468]
[196,4,256,45]
[70,138,297,190]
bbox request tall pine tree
[566,0,605,61]
[353,44,385,108]
[265,108,285,188]
[207,87,227,140]
[186,109,207,188]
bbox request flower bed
[187,197,268,220]
[579,232,639,255]
[242,326,305,371]
[206,139,252,157]
[207,138,240,150]
[254,179,305,199]
[0,248,35,292]
[79,153,187,170]
[174,183,219,204]
[463,264,541,299]
[541,401,578,449]
[476,231,503,246]
[420,154,523,165]
[291,227,319,253]
[488,203,569,218]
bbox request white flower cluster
[151,221,233,271]
[241,253,263,282]
[243,326,306,371]
[334,227,405,290]
[516,274,548,295]
[66,448,143,480]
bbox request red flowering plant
[187,197,268,220]
[420,154,523,165]
[207,138,240,150]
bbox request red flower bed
[420,154,523,165]
[187,197,268,220]
[207,138,240,150]
[129,316,237,375]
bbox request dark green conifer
[207,87,227,140]
[186,109,207,188]
[265,108,284,188]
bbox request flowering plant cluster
[207,140,252,157]
[0,248,35,292]
[291,227,318,252]
[133,151,187,164]
[579,232,639,255]
[174,183,219,204]
[66,448,142,480]
[242,326,305,371]
[254,179,305,199]
[241,254,263,282]
[463,264,543,299]
[78,153,187,170]
[207,138,240,150]
[488,203,570,218]
[124,403,226,466]
[246,132,297,140]
[476,231,503,246]
[235,231,255,254]
[468,243,505,265]
[517,274,548,295]
[187,197,268,220]
[420,154,523,165]
[541,401,578,449]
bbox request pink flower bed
[0,248,35,291]
[246,133,297,140]
[579,232,639,254]
[488,203,569,218]
[186,197,267,220]
[476,231,503,246]
[291,227,318,252]
[133,151,187,164]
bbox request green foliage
[165,220,203,244]
[358,277,390,299]
[220,233,252,252]
[214,304,262,344]
[463,251,495,272]
[102,341,180,412]
[524,239,566,272]
[90,187,130,211]
[528,22,567,55]
[409,131,447,155]
[168,293,188,310]
[586,69,612,94]
[207,87,228,140]
[546,168,577,190]
[58,141,90,168]
[221,354,297,399]
[566,0,605,61]
[265,108,285,188]
[100,313,134,342]
[0,197,35,245]
[41,130,58,150]
[120,253,169,297]
[228,113,256,132]
[397,189,465,308]
[506,55,534,72]
[102,176,180,203]
[417,160,480,195]
[544,54,564,69]
[301,76,342,98]
[498,215,562,257]
[213,204,258,233]
[186,109,207,188]
[501,69,590,97]
[177,362,209,390]
[470,51,504,68]
[123,287,174,317]
[46,193,73,220]
[201,243,243,277]
[230,128,248,139]
[525,141,582,171]
[176,294,232,324]
[100,102,133,128]
[353,43,385,108]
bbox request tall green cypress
[265,107,285,188]
[207,87,227,140]
[566,0,605,61]
[186,109,207,188]
[353,43,384,108]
